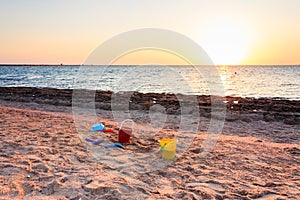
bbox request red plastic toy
[118,119,134,143]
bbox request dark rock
[32,163,49,172]
[283,118,296,125]
[0,87,299,123]
[264,113,275,122]
[226,114,239,122]
[41,180,59,195]
[240,116,252,122]
[285,147,300,156]
[295,117,300,125]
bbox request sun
[198,20,252,65]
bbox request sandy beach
[1,0,300,199]
[0,87,299,199]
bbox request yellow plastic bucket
[159,138,177,160]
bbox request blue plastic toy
[102,143,123,149]
[85,138,103,145]
[91,123,105,131]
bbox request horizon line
[0,63,299,66]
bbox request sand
[0,88,300,199]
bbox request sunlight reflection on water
[0,65,299,99]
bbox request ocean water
[0,65,299,100]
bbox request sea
[0,65,299,100]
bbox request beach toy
[91,123,105,131]
[103,128,114,133]
[159,143,167,152]
[85,138,103,145]
[158,138,177,160]
[102,143,123,149]
[118,119,134,143]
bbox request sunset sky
[0,0,299,65]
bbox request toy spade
[102,143,123,149]
[85,138,103,145]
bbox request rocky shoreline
[0,87,299,125]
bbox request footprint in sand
[255,194,286,200]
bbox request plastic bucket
[159,138,177,160]
[118,119,134,143]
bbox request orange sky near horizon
[0,0,300,65]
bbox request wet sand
[0,87,299,199]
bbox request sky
[0,0,300,65]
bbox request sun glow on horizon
[112,49,190,65]
[198,20,253,65]
[1,1,300,65]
